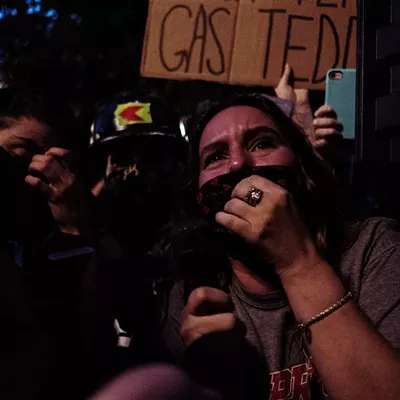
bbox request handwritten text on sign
[141,0,357,90]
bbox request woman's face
[198,106,296,188]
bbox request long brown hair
[185,93,345,266]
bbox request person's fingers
[29,153,74,190]
[184,287,232,318]
[30,154,52,165]
[215,211,251,238]
[313,118,343,131]
[314,105,337,118]
[45,147,70,159]
[315,129,343,140]
[224,198,255,221]
[28,159,52,182]
[91,179,105,198]
[45,147,74,172]
[314,139,328,149]
[24,175,52,197]
[28,159,66,185]
[181,313,239,347]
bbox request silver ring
[245,187,263,207]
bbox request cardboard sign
[141,0,357,90]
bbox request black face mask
[197,166,298,230]
[102,155,180,254]
[105,164,169,204]
[0,146,55,242]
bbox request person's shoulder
[346,217,400,244]
[344,217,400,261]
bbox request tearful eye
[204,152,224,167]
[251,138,274,151]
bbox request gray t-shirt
[163,218,400,399]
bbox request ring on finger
[245,187,263,207]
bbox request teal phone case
[325,69,356,140]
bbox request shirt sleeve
[162,282,186,360]
[357,220,400,348]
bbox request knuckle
[232,181,244,197]
[34,163,46,173]
[275,188,289,207]
[248,175,262,187]
[40,158,53,171]
[190,287,209,305]
[43,155,54,164]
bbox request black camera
[168,218,230,302]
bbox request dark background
[0,0,326,145]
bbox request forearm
[292,102,315,141]
[281,260,400,400]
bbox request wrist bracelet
[295,291,353,345]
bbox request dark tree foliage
[0,0,152,142]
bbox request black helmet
[90,91,183,148]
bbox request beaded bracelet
[295,291,353,345]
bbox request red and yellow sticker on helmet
[114,102,153,128]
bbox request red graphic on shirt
[269,361,326,400]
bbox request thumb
[275,64,295,101]
[278,63,292,87]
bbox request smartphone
[325,69,356,140]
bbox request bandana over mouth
[197,165,297,230]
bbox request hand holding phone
[325,69,357,140]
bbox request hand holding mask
[198,166,321,276]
